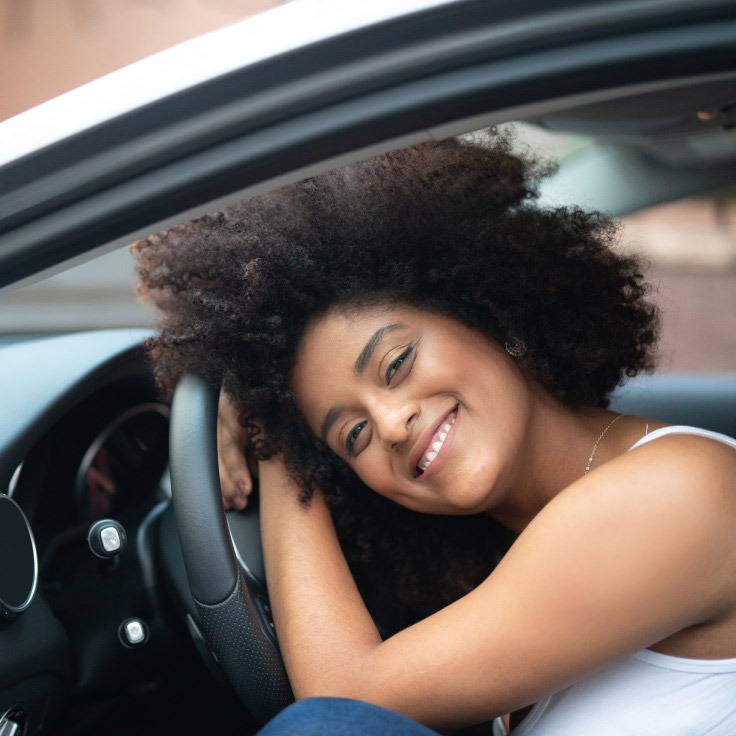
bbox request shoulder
[550,429,736,522]
[506,432,736,626]
[587,430,736,519]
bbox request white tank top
[492,425,736,736]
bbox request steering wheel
[169,374,294,723]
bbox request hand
[217,390,256,510]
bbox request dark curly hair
[134,131,658,621]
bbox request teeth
[415,408,458,476]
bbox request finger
[220,477,239,510]
[221,432,253,494]
[233,487,248,511]
[217,390,255,512]
[222,491,247,512]
[220,471,248,511]
[218,419,240,498]
[217,416,252,512]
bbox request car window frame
[1,0,735,292]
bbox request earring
[504,337,526,359]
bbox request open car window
[1,123,733,373]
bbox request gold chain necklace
[584,414,627,475]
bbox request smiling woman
[133,132,655,609]
[133,132,736,734]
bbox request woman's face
[291,304,535,515]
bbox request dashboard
[0,330,266,735]
[0,332,176,733]
[13,388,169,545]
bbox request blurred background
[1,0,734,371]
[0,0,285,122]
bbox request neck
[488,391,628,534]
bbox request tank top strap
[628,424,736,453]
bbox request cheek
[351,450,425,509]
[417,347,471,395]
[418,331,510,401]
[352,450,395,494]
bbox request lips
[409,405,459,478]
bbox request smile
[412,405,459,478]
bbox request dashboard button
[100,525,121,553]
[87,518,127,559]
[125,620,144,643]
[118,617,149,647]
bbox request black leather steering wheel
[169,374,293,723]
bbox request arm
[259,457,383,687]
[260,436,736,731]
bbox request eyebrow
[320,322,407,443]
[320,404,345,444]
[354,323,406,374]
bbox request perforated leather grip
[196,572,293,722]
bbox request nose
[370,395,419,451]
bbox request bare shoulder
[515,431,736,623]
[583,431,736,518]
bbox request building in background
[1,0,286,122]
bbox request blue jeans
[259,698,442,735]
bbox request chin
[441,480,495,514]
[440,460,501,513]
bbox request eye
[345,420,367,456]
[385,343,414,385]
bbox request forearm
[259,457,383,699]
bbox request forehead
[304,304,405,351]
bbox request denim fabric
[259,697,442,735]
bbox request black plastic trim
[0,593,72,693]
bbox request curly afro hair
[134,131,658,619]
